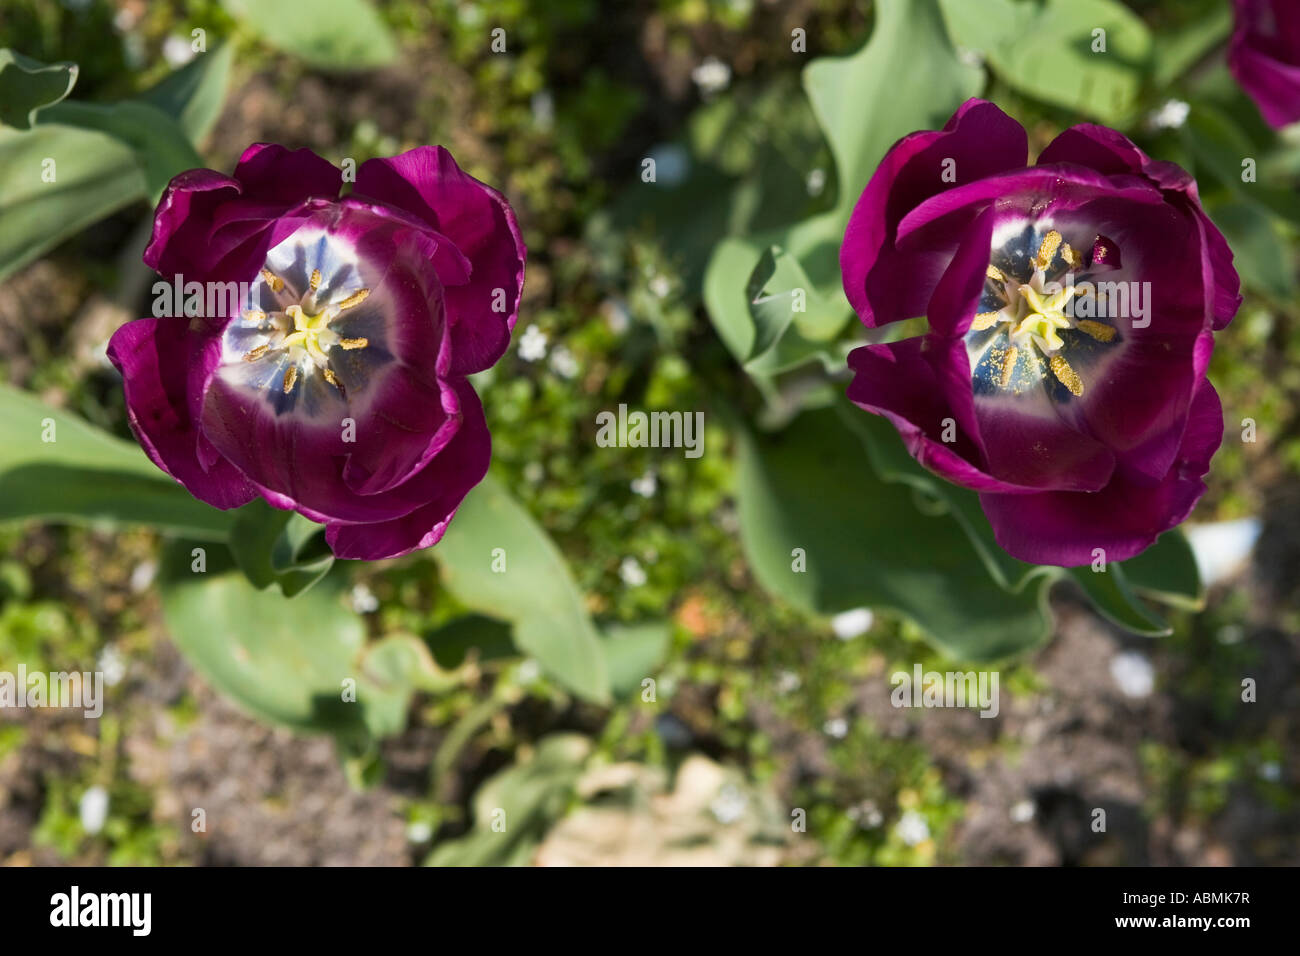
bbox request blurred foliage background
[0,0,1297,866]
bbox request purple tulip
[1229,0,1300,128]
[108,144,525,560]
[841,100,1240,567]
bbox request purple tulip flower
[1229,0,1300,128]
[841,100,1240,567]
[108,144,525,560]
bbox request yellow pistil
[1076,319,1117,343]
[1049,354,1084,396]
[282,365,298,394]
[1035,230,1062,271]
[999,346,1019,388]
[261,268,285,293]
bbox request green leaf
[0,50,78,129]
[1119,529,1203,610]
[736,406,1053,661]
[222,0,398,70]
[38,99,204,198]
[746,245,852,359]
[808,0,982,218]
[601,621,671,699]
[0,385,233,539]
[939,0,1152,125]
[1150,0,1234,89]
[137,43,234,144]
[1068,564,1169,636]
[0,123,143,282]
[433,475,611,704]
[425,734,591,867]
[160,544,405,742]
[229,500,333,597]
[424,614,516,670]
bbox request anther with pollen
[999,346,1019,388]
[261,269,286,293]
[339,337,369,350]
[282,365,299,394]
[1035,231,1062,271]
[323,368,345,394]
[309,269,322,290]
[243,344,271,362]
[1049,354,1084,397]
[337,289,370,310]
[971,311,1003,331]
[986,265,1005,283]
[243,309,267,323]
[1076,320,1117,343]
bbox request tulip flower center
[965,226,1122,401]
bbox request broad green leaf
[1207,199,1296,302]
[0,123,143,282]
[160,544,404,741]
[601,621,671,699]
[434,475,611,704]
[137,43,234,144]
[746,245,852,359]
[939,0,1152,125]
[425,614,516,670]
[222,0,398,70]
[229,500,333,597]
[1150,0,1234,89]
[1120,529,1203,610]
[736,406,1053,661]
[38,99,203,198]
[426,734,591,867]
[807,0,982,218]
[0,50,78,129]
[0,385,233,539]
[1068,564,1169,636]
[1181,102,1300,224]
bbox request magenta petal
[324,381,491,560]
[143,169,242,278]
[848,339,1042,495]
[107,318,256,511]
[354,146,526,375]
[1229,0,1300,129]
[978,380,1224,566]
[232,143,342,205]
[840,98,1028,328]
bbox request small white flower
[775,670,801,694]
[602,298,631,334]
[691,56,732,96]
[129,560,157,594]
[530,90,555,130]
[1149,98,1191,131]
[1259,761,1282,782]
[79,785,110,835]
[646,144,690,187]
[406,820,433,843]
[518,325,548,362]
[548,345,579,379]
[523,461,545,484]
[1110,650,1155,699]
[710,784,747,824]
[349,583,379,614]
[1009,799,1036,823]
[162,35,197,67]
[823,717,848,739]
[895,810,930,846]
[806,168,827,196]
[517,658,541,683]
[619,556,647,587]
[630,470,657,498]
[97,646,127,688]
[648,274,671,299]
[830,608,873,640]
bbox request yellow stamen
[282,365,298,394]
[323,368,343,390]
[999,346,1019,388]
[1049,354,1084,396]
[1076,319,1116,343]
[971,311,1003,331]
[986,265,1005,283]
[242,344,270,362]
[261,269,285,293]
[337,289,370,310]
[1061,242,1082,270]
[339,337,369,350]
[243,309,267,323]
[1036,230,1062,270]
[310,269,322,290]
